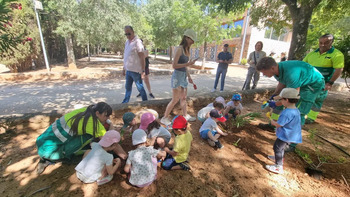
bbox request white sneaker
[211,88,216,92]
[185,114,196,122]
[265,164,284,174]
[97,175,113,185]
[160,117,172,126]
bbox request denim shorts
[200,129,218,139]
[171,70,188,89]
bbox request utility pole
[33,0,50,72]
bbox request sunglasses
[125,33,131,36]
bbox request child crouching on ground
[139,112,171,149]
[124,129,166,187]
[224,94,243,120]
[162,115,193,171]
[265,88,302,174]
[75,130,122,185]
[197,101,225,123]
[199,109,227,149]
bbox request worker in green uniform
[303,34,344,124]
[256,57,325,152]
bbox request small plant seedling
[233,138,241,146]
[231,112,261,128]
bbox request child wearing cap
[124,129,166,187]
[199,109,228,149]
[224,93,243,119]
[139,112,171,149]
[197,101,225,123]
[75,130,122,185]
[265,88,302,174]
[206,96,227,108]
[162,115,193,171]
[121,112,137,136]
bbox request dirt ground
[0,90,349,197]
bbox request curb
[0,89,273,123]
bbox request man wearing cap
[211,44,233,92]
[256,58,324,152]
[242,41,266,90]
[256,57,325,126]
[122,26,148,103]
[303,34,344,124]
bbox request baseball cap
[139,112,156,130]
[172,115,187,130]
[215,96,226,107]
[99,130,121,147]
[224,44,229,47]
[184,29,197,42]
[122,112,136,129]
[275,88,300,99]
[232,94,242,101]
[209,109,227,122]
[132,129,147,145]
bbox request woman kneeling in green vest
[36,102,127,174]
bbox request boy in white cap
[199,109,227,149]
[265,88,302,174]
[124,129,166,187]
[75,130,121,185]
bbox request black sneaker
[179,162,191,171]
[136,93,141,97]
[258,123,275,132]
[149,93,155,98]
[215,140,224,149]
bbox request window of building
[264,27,288,42]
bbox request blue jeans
[122,71,147,103]
[213,66,228,91]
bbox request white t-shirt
[226,101,243,111]
[126,146,159,186]
[197,106,214,120]
[148,126,171,143]
[75,142,113,183]
[124,36,144,73]
[200,118,217,132]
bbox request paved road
[0,65,280,117]
[0,62,346,117]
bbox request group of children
[74,88,302,186]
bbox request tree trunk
[201,41,207,70]
[65,34,77,69]
[169,46,173,61]
[155,48,157,59]
[87,42,90,62]
[282,0,322,60]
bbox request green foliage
[231,112,261,128]
[296,129,348,170]
[0,0,41,72]
[0,0,24,53]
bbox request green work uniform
[36,107,107,161]
[303,47,344,121]
[274,61,325,125]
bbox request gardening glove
[268,100,277,109]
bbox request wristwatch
[327,81,334,85]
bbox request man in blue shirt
[211,44,233,92]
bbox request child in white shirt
[199,109,227,149]
[75,130,121,185]
[124,129,166,187]
[224,94,243,119]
